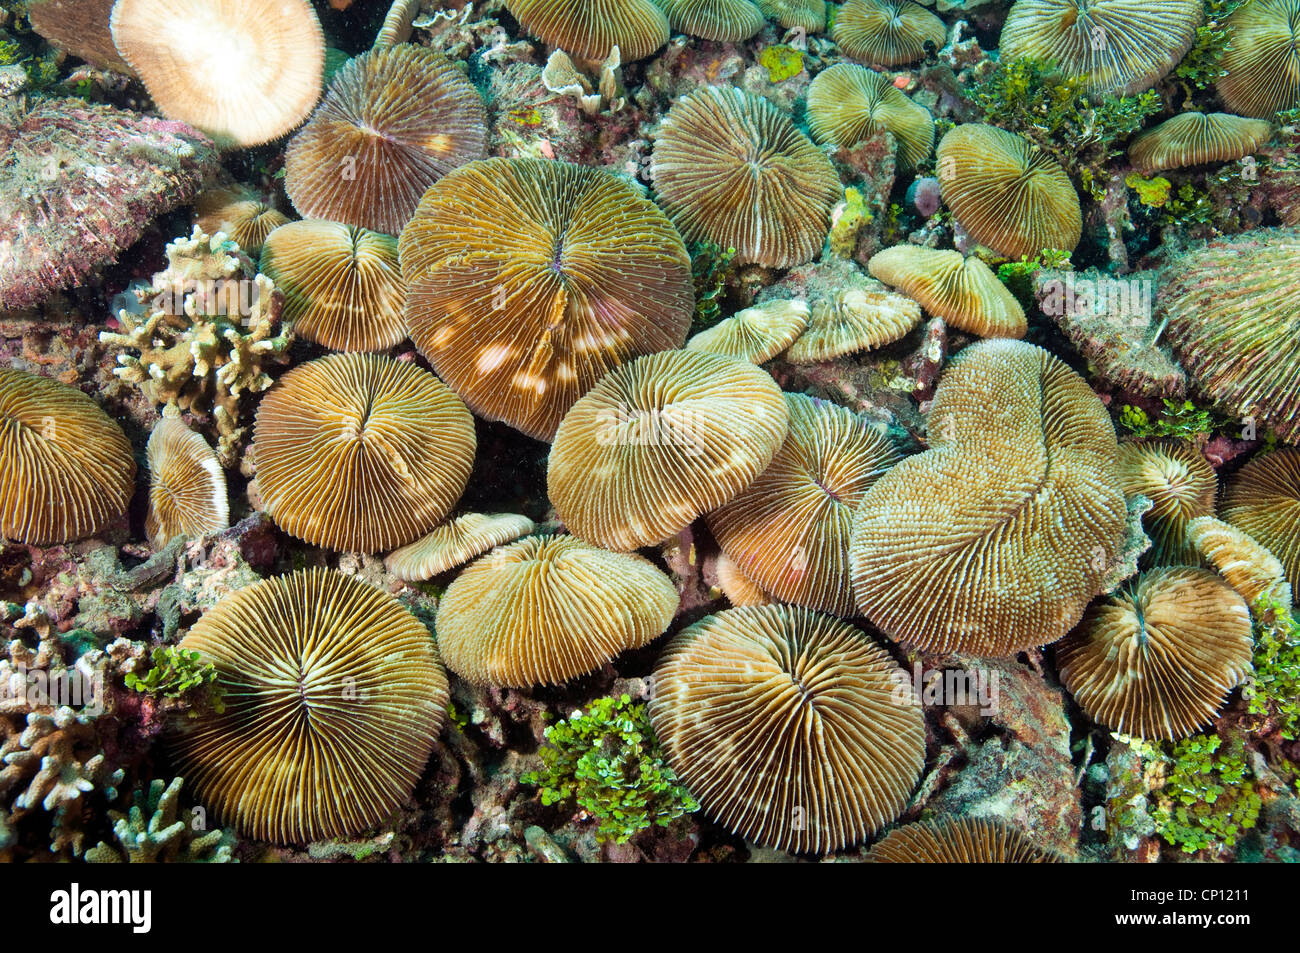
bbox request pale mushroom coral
[866,817,1062,862]
[714,552,774,606]
[548,350,790,551]
[832,0,947,66]
[649,605,925,854]
[507,0,671,62]
[783,281,923,362]
[145,414,229,549]
[850,339,1127,655]
[806,63,936,168]
[707,394,900,615]
[999,0,1203,95]
[1128,112,1274,176]
[1056,568,1254,740]
[867,246,1027,339]
[936,123,1082,260]
[385,513,537,582]
[756,0,828,31]
[435,535,679,687]
[285,45,489,236]
[0,369,136,546]
[110,0,325,148]
[1218,0,1300,118]
[654,0,767,41]
[253,353,476,554]
[651,87,842,269]
[169,568,448,843]
[400,157,694,442]
[1116,439,1217,566]
[1222,448,1300,594]
[193,186,290,257]
[686,300,810,364]
[1187,516,1294,608]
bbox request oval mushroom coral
[1187,516,1294,608]
[649,605,926,855]
[169,567,448,843]
[756,0,828,31]
[284,44,489,236]
[832,0,947,66]
[707,394,900,615]
[850,339,1126,655]
[110,0,325,148]
[685,299,810,364]
[866,817,1061,862]
[507,0,671,62]
[435,534,679,686]
[1056,567,1254,741]
[1218,0,1300,118]
[193,186,290,257]
[867,245,1027,339]
[1116,438,1217,566]
[1222,448,1300,595]
[145,415,229,549]
[806,64,936,168]
[936,123,1082,259]
[783,282,924,362]
[385,512,537,582]
[29,0,133,74]
[548,349,790,551]
[0,369,135,546]
[1128,112,1274,176]
[655,0,767,41]
[400,157,694,441]
[651,87,842,269]
[253,352,476,554]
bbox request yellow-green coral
[1126,172,1173,208]
[759,44,805,82]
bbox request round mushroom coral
[649,605,926,854]
[707,394,900,615]
[1156,227,1300,445]
[169,567,448,843]
[1222,448,1300,595]
[832,0,947,66]
[1000,0,1203,95]
[866,817,1061,862]
[850,339,1127,655]
[936,123,1082,260]
[0,369,135,545]
[1128,112,1274,176]
[756,0,828,31]
[109,0,325,148]
[685,300,810,364]
[784,282,924,362]
[193,186,290,257]
[259,220,407,353]
[651,87,842,269]
[868,245,1027,339]
[385,512,537,582]
[253,353,476,554]
[400,157,694,441]
[145,415,229,549]
[715,552,773,606]
[548,350,790,551]
[1218,0,1300,118]
[806,63,936,168]
[1117,439,1217,566]
[507,0,670,62]
[1056,568,1254,741]
[655,0,767,40]
[284,45,488,236]
[435,534,679,687]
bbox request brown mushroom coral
[806,63,936,168]
[435,534,679,686]
[548,350,790,551]
[867,245,1027,339]
[999,0,1203,95]
[1187,516,1293,607]
[649,605,926,854]
[145,415,229,549]
[655,0,767,41]
[866,817,1061,862]
[849,339,1127,655]
[1218,0,1300,119]
[259,220,407,353]
[1056,568,1254,740]
[169,567,448,843]
[715,552,774,606]
[686,300,810,364]
[1222,448,1300,594]
[651,87,842,269]
[936,123,1082,259]
[832,0,947,66]
[0,369,135,546]
[284,44,488,235]
[784,282,923,363]
[707,394,900,615]
[28,0,133,74]
[110,0,325,148]
[385,512,537,582]
[253,352,476,554]
[507,0,670,62]
[1128,112,1274,176]
[400,157,694,441]
[1117,439,1217,566]
[193,187,290,257]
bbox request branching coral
[85,777,234,863]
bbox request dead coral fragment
[541,47,627,115]
[145,414,229,550]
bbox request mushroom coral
[548,349,790,551]
[507,0,670,62]
[685,300,810,364]
[1056,568,1253,740]
[707,394,900,616]
[1218,0,1300,118]
[1116,439,1217,566]
[649,605,925,854]
[1128,112,1274,176]
[145,415,229,549]
[385,513,537,582]
[832,0,947,66]
[1187,516,1294,608]
[1222,448,1300,595]
[849,339,1127,655]
[193,186,290,257]
[169,568,448,843]
[867,246,1027,339]
[651,87,842,269]
[400,157,694,442]
[806,63,936,168]
[253,352,476,554]
[865,817,1061,862]
[653,0,767,41]
[29,0,132,74]
[0,369,136,546]
[784,282,923,362]
[756,0,828,31]
[435,535,679,686]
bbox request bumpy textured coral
[99,228,293,468]
[85,777,234,863]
